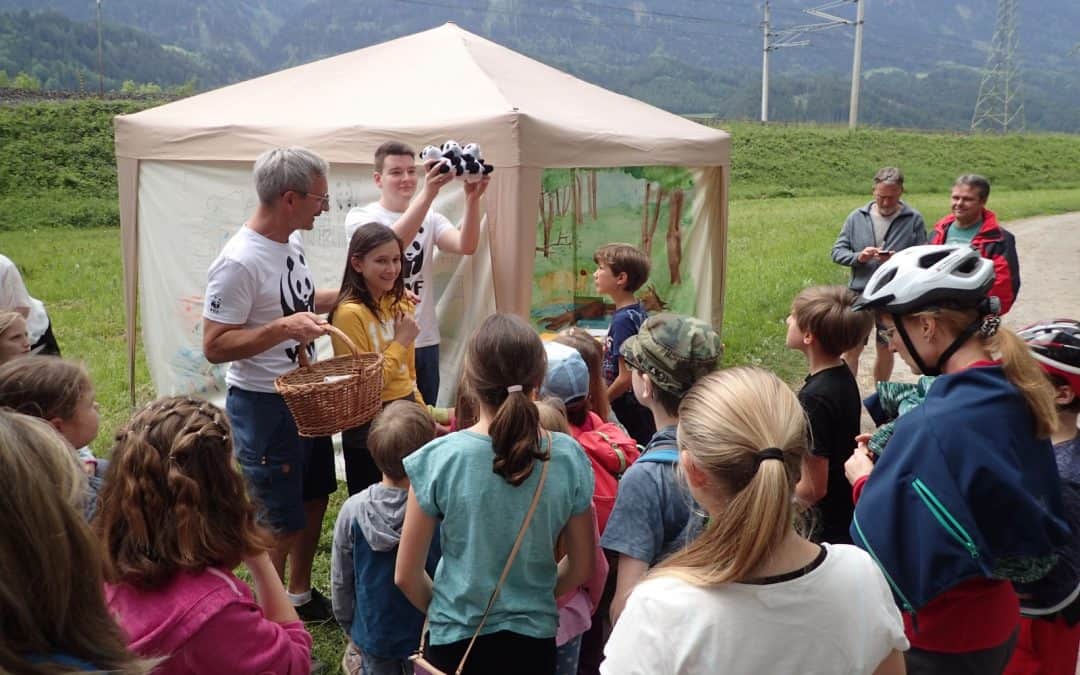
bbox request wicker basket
[275,325,384,437]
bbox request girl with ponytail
[396,314,597,674]
[94,396,313,674]
[602,367,907,675]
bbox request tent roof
[115,23,729,168]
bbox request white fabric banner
[137,160,494,406]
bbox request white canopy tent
[114,23,731,403]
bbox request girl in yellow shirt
[331,222,423,495]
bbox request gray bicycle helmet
[854,245,994,314]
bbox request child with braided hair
[95,396,313,675]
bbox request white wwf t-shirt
[601,544,909,675]
[344,202,452,349]
[203,226,317,393]
[0,253,49,344]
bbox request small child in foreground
[332,400,441,675]
[535,396,610,675]
[0,356,105,517]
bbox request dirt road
[856,211,1080,419]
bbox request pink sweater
[106,567,312,674]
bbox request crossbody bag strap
[454,451,550,674]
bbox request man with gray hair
[929,174,1020,314]
[202,146,339,625]
[832,167,927,382]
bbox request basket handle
[296,324,360,367]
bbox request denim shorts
[226,387,335,533]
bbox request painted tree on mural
[538,169,600,257]
[538,169,572,257]
[623,167,693,284]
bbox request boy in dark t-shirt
[594,243,655,447]
[785,285,874,544]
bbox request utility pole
[765,2,860,124]
[761,1,770,122]
[802,0,862,128]
[848,0,865,129]
[761,2,812,122]
[971,0,1024,133]
[96,0,104,96]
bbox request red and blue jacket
[930,208,1020,314]
[851,364,1069,649]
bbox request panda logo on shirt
[279,254,316,364]
[402,227,425,295]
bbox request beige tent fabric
[117,156,139,403]
[114,23,730,399]
[691,167,730,335]
[485,167,543,313]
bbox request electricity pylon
[971,0,1025,133]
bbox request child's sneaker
[295,587,335,624]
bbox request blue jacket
[332,485,441,660]
[851,365,1070,614]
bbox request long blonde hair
[912,307,1057,437]
[0,410,151,674]
[655,367,807,586]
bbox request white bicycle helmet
[854,245,995,314]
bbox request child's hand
[393,313,420,347]
[82,460,96,477]
[845,436,875,485]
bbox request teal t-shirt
[945,220,981,246]
[403,430,594,645]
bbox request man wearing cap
[599,313,723,625]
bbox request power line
[391,0,756,41]
[547,0,759,29]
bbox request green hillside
[0,10,218,91]
[718,121,1080,199]
[5,99,1080,233]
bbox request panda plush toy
[420,145,451,174]
[440,140,465,176]
[461,143,495,182]
[421,140,495,181]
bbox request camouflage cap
[620,313,723,395]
